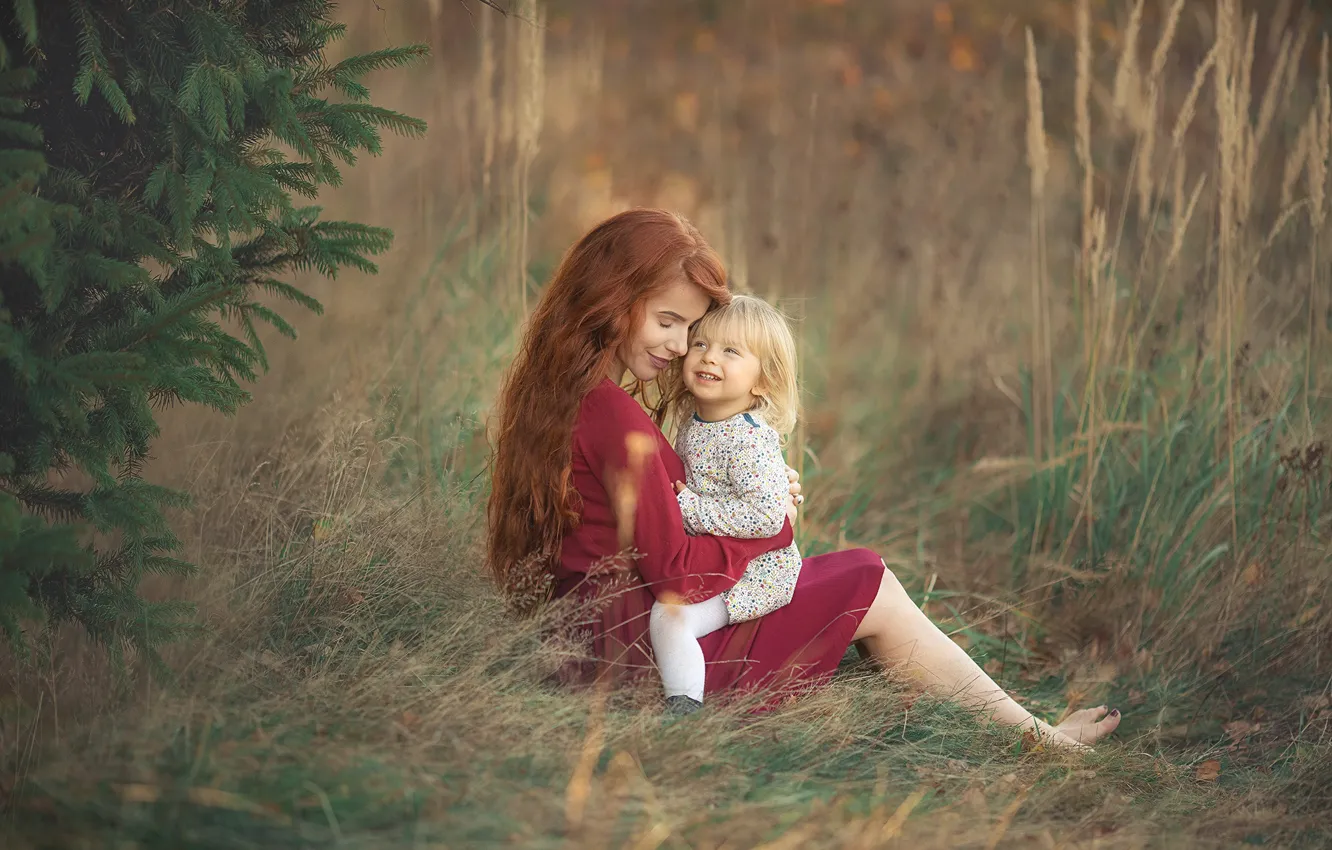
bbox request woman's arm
[580,386,793,604]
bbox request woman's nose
[665,331,688,356]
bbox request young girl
[649,294,804,714]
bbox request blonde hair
[685,294,800,437]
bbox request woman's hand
[674,480,686,494]
[786,466,803,526]
[786,466,805,507]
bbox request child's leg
[648,596,730,702]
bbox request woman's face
[613,276,713,383]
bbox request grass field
[2,0,1331,847]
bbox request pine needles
[0,1,427,675]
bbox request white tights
[648,596,730,702]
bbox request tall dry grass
[3,1,1331,846]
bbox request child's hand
[674,481,687,494]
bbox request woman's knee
[873,558,911,605]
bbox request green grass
[4,243,1329,847]
[7,5,1332,841]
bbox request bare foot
[1054,705,1121,746]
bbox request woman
[487,209,1120,748]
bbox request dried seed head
[1112,0,1145,122]
[1282,113,1312,211]
[1172,46,1217,151]
[1075,0,1091,170]
[1025,28,1048,200]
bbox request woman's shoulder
[576,379,658,443]
[581,378,650,420]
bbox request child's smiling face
[682,328,765,420]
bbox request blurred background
[7,1,1332,846]
[235,0,1330,669]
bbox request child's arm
[676,426,790,539]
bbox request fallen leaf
[1241,562,1264,586]
[1222,721,1258,743]
[341,588,366,606]
[1195,760,1221,782]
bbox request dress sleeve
[578,386,794,604]
[676,426,789,539]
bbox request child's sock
[649,595,730,702]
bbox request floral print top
[675,411,804,623]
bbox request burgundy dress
[554,378,886,702]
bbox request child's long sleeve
[677,425,789,539]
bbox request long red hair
[486,209,730,613]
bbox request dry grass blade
[1025,26,1052,470]
[1112,0,1145,122]
[613,431,656,548]
[1136,0,1185,219]
[985,785,1032,850]
[1075,0,1092,262]
[564,684,608,834]
[1305,36,1330,426]
[5,2,1332,847]
[877,785,929,841]
[1171,45,1217,153]
[1025,28,1048,201]
[513,0,546,316]
[1167,173,1207,269]
[112,783,292,823]
[752,822,820,850]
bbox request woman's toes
[1057,705,1108,727]
[1068,708,1122,744]
[1098,708,1122,736]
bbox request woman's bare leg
[853,567,1121,748]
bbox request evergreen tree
[0,1,427,674]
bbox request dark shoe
[664,695,703,717]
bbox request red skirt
[553,548,886,704]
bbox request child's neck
[693,397,755,423]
